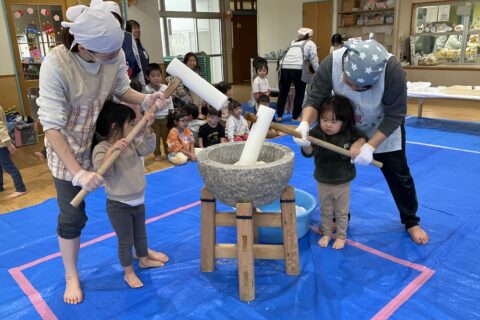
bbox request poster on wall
[426,6,438,23]
[437,5,450,22]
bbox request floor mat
[1,119,479,319]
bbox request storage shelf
[338,23,394,28]
[338,8,394,14]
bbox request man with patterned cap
[295,39,429,245]
[37,1,168,305]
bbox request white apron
[332,47,401,153]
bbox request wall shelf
[338,23,394,28]
[338,8,394,15]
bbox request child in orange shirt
[166,109,196,165]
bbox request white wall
[257,0,304,55]
[126,1,164,63]
[0,2,15,75]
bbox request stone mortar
[197,142,295,207]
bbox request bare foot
[64,275,83,304]
[407,225,429,245]
[6,191,27,199]
[147,248,169,263]
[124,272,144,288]
[332,238,346,250]
[138,257,165,268]
[34,151,45,161]
[318,236,331,248]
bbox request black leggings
[276,68,307,119]
[106,199,148,267]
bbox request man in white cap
[295,39,429,245]
[37,2,168,305]
[276,27,319,122]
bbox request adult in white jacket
[277,27,319,122]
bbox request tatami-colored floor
[1,83,480,213]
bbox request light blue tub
[257,188,317,244]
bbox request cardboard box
[342,0,360,12]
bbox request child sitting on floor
[214,81,232,127]
[92,101,168,288]
[166,108,197,165]
[198,107,225,148]
[300,95,367,249]
[225,100,249,142]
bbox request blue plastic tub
[257,188,317,244]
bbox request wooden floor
[1,83,480,214]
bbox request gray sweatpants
[317,181,351,240]
[106,199,148,267]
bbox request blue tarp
[0,117,479,319]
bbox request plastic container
[257,188,317,244]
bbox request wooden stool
[200,185,299,301]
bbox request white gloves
[72,169,104,192]
[354,143,375,165]
[141,91,167,112]
[293,121,311,147]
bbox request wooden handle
[70,78,182,207]
[246,113,383,169]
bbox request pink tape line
[8,201,201,320]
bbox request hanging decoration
[14,10,25,19]
[29,46,41,60]
[40,8,51,16]
[44,22,56,44]
[27,7,34,15]
[53,14,60,21]
[25,23,39,39]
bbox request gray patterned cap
[343,39,389,87]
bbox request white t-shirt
[252,76,270,93]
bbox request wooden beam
[215,244,285,260]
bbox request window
[411,1,480,67]
[159,0,223,82]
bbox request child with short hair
[182,103,206,147]
[0,105,27,199]
[225,100,249,142]
[214,81,232,127]
[166,109,196,165]
[198,107,225,148]
[92,101,168,288]
[300,95,367,249]
[252,58,270,111]
[143,63,174,161]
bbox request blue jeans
[0,147,26,192]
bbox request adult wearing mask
[37,3,167,305]
[294,39,428,245]
[276,27,319,122]
[91,0,146,88]
[126,20,149,83]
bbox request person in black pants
[295,39,428,244]
[276,27,319,122]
